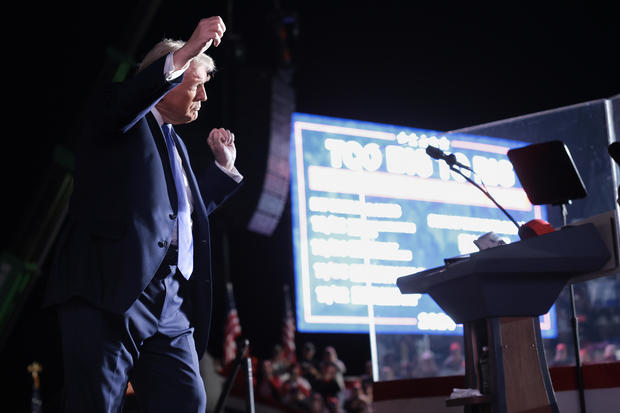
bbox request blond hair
[138,38,215,73]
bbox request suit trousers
[58,248,206,413]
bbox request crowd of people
[547,279,620,367]
[255,343,372,413]
[372,335,466,381]
[250,337,466,412]
[549,341,619,366]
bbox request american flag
[223,282,242,366]
[282,284,296,363]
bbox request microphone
[609,142,620,166]
[425,146,472,171]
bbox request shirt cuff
[215,161,243,183]
[164,52,189,82]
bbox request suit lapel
[146,112,178,211]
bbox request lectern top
[396,223,610,322]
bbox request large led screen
[290,112,556,338]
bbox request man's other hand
[208,128,236,171]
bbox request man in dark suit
[44,16,241,412]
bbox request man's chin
[176,113,198,124]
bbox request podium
[397,223,610,413]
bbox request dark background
[2,0,619,411]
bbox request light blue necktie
[162,123,193,279]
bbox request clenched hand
[208,128,236,171]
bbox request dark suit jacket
[44,54,240,356]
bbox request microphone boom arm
[449,165,521,231]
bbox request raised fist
[208,128,236,171]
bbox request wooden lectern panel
[454,317,558,413]
[498,317,553,413]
